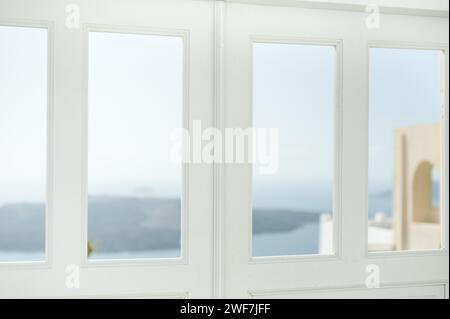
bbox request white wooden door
[221,1,449,299]
[0,0,215,298]
[0,0,448,299]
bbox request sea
[0,185,394,261]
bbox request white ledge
[224,0,450,17]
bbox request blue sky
[253,44,441,210]
[369,48,441,188]
[0,26,47,205]
[88,31,183,198]
[0,26,443,206]
[253,43,335,184]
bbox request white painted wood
[213,0,226,299]
[249,283,447,299]
[0,0,448,299]
[225,0,449,17]
[0,18,54,271]
[0,0,215,298]
[223,1,449,298]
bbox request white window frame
[80,24,191,267]
[247,36,344,263]
[0,19,54,270]
[220,1,449,299]
[0,0,215,299]
[364,41,449,259]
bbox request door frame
[0,0,215,299]
[220,1,449,298]
[0,0,448,299]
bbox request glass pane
[0,26,47,262]
[88,32,183,260]
[252,43,335,257]
[368,48,443,252]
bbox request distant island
[0,196,321,253]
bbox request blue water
[253,223,320,257]
[0,185,396,261]
[0,251,45,262]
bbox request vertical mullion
[213,0,226,299]
[51,23,84,290]
[340,37,368,262]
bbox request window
[0,0,448,300]
[0,26,48,262]
[252,43,336,257]
[368,48,444,252]
[88,31,183,260]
